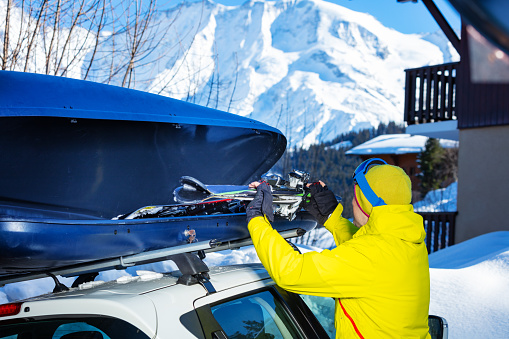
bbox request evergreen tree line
[271,122,405,219]
[417,138,458,197]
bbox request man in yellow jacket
[247,158,431,338]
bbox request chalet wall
[457,25,509,129]
[456,125,509,242]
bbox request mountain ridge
[146,0,457,147]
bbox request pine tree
[417,138,445,197]
[439,147,459,186]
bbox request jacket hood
[354,205,426,244]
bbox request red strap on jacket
[338,298,365,339]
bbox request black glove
[302,182,339,225]
[246,181,274,224]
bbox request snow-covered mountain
[0,0,459,148]
[139,0,457,148]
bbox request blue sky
[210,0,461,35]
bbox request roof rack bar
[0,240,215,286]
[205,228,305,253]
[0,228,307,287]
[113,240,216,269]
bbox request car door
[194,280,329,339]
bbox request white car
[0,257,446,339]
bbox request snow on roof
[325,140,353,151]
[346,134,459,156]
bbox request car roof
[203,263,270,290]
[13,263,271,303]
[0,263,275,339]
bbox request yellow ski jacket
[248,203,431,339]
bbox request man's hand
[246,181,274,224]
[302,181,339,225]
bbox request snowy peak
[143,0,455,147]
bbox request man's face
[352,195,368,228]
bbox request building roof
[346,134,459,156]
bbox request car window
[299,295,336,338]
[0,317,150,339]
[52,322,109,339]
[211,290,302,339]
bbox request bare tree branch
[83,0,105,79]
[4,0,223,102]
[45,0,61,74]
[2,0,12,70]
[214,41,219,109]
[11,0,30,70]
[54,0,85,75]
[59,1,103,77]
[154,1,202,95]
[227,52,239,113]
[24,0,48,72]
[121,0,158,88]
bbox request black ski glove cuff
[302,183,339,225]
[246,181,274,224]
[315,190,339,216]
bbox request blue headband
[352,158,388,208]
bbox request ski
[117,170,311,221]
[0,171,318,275]
[114,199,245,220]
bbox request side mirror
[428,315,449,339]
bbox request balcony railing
[404,62,459,125]
[418,212,457,254]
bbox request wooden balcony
[404,62,459,125]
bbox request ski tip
[179,176,211,194]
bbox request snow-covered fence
[419,212,457,253]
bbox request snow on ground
[428,232,509,338]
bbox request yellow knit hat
[354,164,412,215]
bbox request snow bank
[414,182,457,212]
[428,232,509,339]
